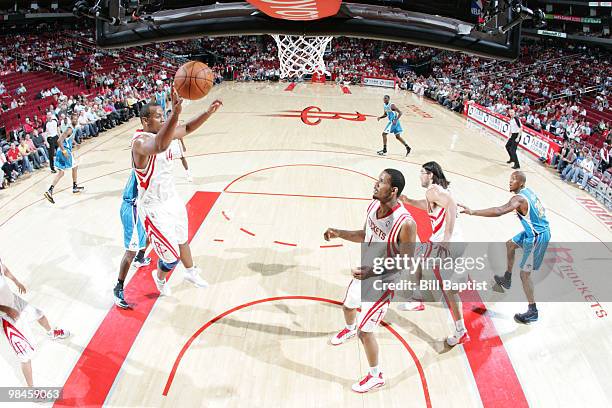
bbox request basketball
[174,61,214,100]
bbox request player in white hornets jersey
[399,161,469,347]
[324,169,418,393]
[131,89,222,296]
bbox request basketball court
[1,81,611,407]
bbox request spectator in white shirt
[600,142,610,171]
[533,116,541,131]
[78,111,95,138]
[572,153,595,189]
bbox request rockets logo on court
[2,318,34,357]
[266,106,376,126]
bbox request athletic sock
[383,144,387,151]
[504,271,512,281]
[455,319,466,332]
[346,323,356,331]
[73,182,77,189]
[528,303,537,312]
[48,185,54,193]
[369,366,380,376]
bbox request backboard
[96,1,521,60]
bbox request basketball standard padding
[174,61,214,100]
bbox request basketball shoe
[133,257,151,268]
[397,298,424,311]
[47,328,70,340]
[376,149,387,156]
[114,284,129,309]
[351,372,385,393]
[151,270,171,296]
[514,304,538,324]
[43,191,55,204]
[330,327,357,345]
[447,329,469,346]
[494,271,512,292]
[184,267,209,288]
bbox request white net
[271,35,333,79]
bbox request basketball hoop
[271,35,333,79]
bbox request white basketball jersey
[132,131,177,206]
[365,200,413,258]
[426,185,463,242]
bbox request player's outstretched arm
[2,264,26,294]
[173,99,223,139]
[460,196,524,217]
[399,194,427,211]
[324,227,366,243]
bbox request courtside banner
[466,102,560,164]
[362,76,396,88]
[246,0,342,21]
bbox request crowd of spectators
[401,43,611,148]
[1,30,611,195]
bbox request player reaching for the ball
[131,88,222,296]
[324,169,418,393]
[459,171,551,324]
[377,95,411,156]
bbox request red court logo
[267,106,376,126]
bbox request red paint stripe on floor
[222,210,231,221]
[213,239,224,242]
[284,82,296,91]
[460,296,529,407]
[273,240,297,247]
[240,227,256,236]
[405,201,528,408]
[320,244,343,248]
[54,191,220,408]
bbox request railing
[455,53,581,85]
[161,51,189,65]
[33,60,83,80]
[534,84,606,106]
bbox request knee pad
[158,259,179,272]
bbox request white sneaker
[351,372,385,393]
[151,269,171,296]
[330,327,357,345]
[48,328,70,340]
[397,299,425,311]
[446,329,469,346]
[184,267,209,288]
